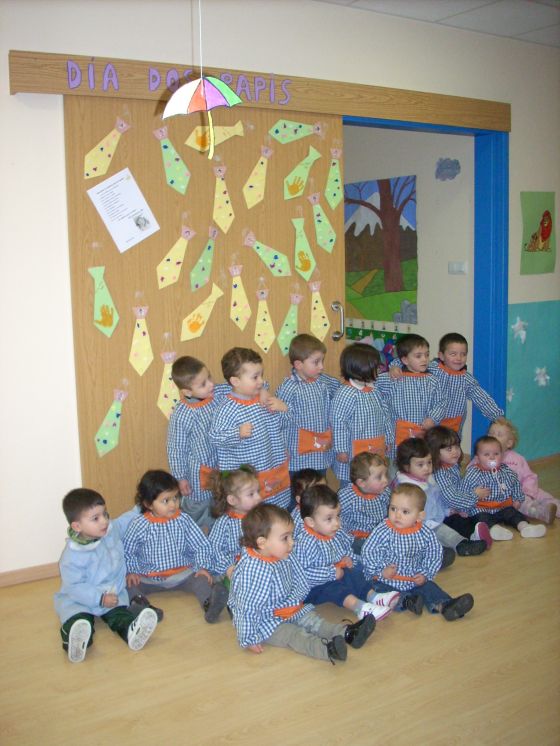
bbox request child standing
[395,438,487,557]
[462,436,547,539]
[229,504,376,663]
[489,417,559,523]
[361,484,474,621]
[167,356,230,531]
[276,334,340,476]
[123,470,229,623]
[54,489,158,663]
[338,452,391,554]
[376,334,446,459]
[293,484,399,621]
[208,465,262,580]
[210,348,291,509]
[330,343,392,486]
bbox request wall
[1,0,558,573]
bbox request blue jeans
[305,566,373,607]
[373,579,451,613]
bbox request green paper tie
[153,127,191,195]
[244,231,291,277]
[190,227,218,292]
[269,119,323,144]
[95,389,128,457]
[308,193,336,253]
[324,148,343,210]
[284,146,322,200]
[88,266,119,338]
[291,218,317,281]
[277,292,303,356]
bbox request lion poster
[520,192,555,275]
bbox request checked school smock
[276,370,340,471]
[292,524,358,588]
[338,483,391,539]
[229,549,314,648]
[361,519,443,592]
[462,463,525,515]
[207,510,244,575]
[432,464,479,513]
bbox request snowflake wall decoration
[511,316,528,344]
[506,387,514,402]
[534,367,550,387]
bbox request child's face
[183,367,214,400]
[147,488,181,519]
[488,423,514,452]
[406,454,433,481]
[294,351,325,381]
[257,520,294,560]
[477,441,502,470]
[231,362,264,398]
[358,465,389,495]
[72,504,110,540]
[228,479,261,514]
[305,504,341,538]
[388,493,425,529]
[401,345,430,373]
[439,443,461,467]
[439,342,468,371]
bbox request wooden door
[64,95,345,514]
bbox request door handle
[331,300,345,341]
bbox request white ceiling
[311,0,560,47]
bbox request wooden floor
[1,459,559,746]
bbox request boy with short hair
[167,355,230,531]
[276,334,340,475]
[376,334,446,459]
[209,348,291,508]
[338,452,391,553]
[361,483,474,621]
[54,488,158,663]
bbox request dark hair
[221,347,262,383]
[300,484,339,520]
[171,356,205,390]
[439,332,468,354]
[350,452,387,484]
[396,334,429,359]
[210,465,259,518]
[135,470,179,512]
[289,334,326,364]
[396,437,431,472]
[339,343,380,382]
[62,488,106,524]
[291,469,324,501]
[391,483,426,510]
[474,435,502,454]
[241,504,293,549]
[424,426,462,470]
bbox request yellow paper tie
[157,351,179,419]
[254,282,275,354]
[181,284,224,341]
[157,226,195,289]
[84,117,130,179]
[129,305,154,376]
[308,280,330,342]
[229,263,252,331]
[213,166,235,233]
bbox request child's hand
[195,568,213,585]
[513,500,521,510]
[179,479,191,497]
[339,556,353,569]
[239,422,253,438]
[382,564,397,579]
[265,396,288,413]
[102,592,119,607]
[389,366,403,380]
[412,573,427,586]
[248,644,264,654]
[226,564,235,580]
[474,486,490,499]
[259,388,271,405]
[335,566,344,580]
[336,452,349,463]
[126,573,141,587]
[422,417,435,430]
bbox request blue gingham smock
[276,370,340,471]
[229,549,314,648]
[329,383,393,482]
[208,511,244,575]
[361,519,443,591]
[462,464,524,515]
[432,464,479,513]
[292,525,358,588]
[338,483,391,537]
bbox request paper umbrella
[162,76,242,159]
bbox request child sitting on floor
[290,468,326,536]
[54,488,158,664]
[228,504,376,663]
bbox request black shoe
[203,581,229,623]
[129,594,164,623]
[325,635,348,663]
[440,546,456,569]
[441,593,474,621]
[456,539,486,556]
[344,614,376,649]
[403,593,423,616]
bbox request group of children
[55,331,558,664]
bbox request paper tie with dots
[84,117,130,179]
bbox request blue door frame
[343,116,509,450]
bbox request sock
[353,599,367,615]
[519,522,546,538]
[489,524,513,540]
[366,589,376,603]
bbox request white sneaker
[68,619,92,663]
[520,523,546,538]
[358,602,392,622]
[127,607,157,651]
[370,590,401,609]
[489,525,514,541]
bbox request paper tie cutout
[277,292,303,356]
[229,263,252,331]
[284,146,322,200]
[153,126,191,195]
[84,118,130,179]
[157,351,179,420]
[185,120,244,152]
[308,192,336,253]
[181,283,224,341]
[191,227,218,292]
[95,388,128,457]
[157,226,195,289]
[308,280,330,341]
[213,166,235,234]
[325,148,343,210]
[88,266,119,338]
[243,230,291,277]
[129,306,154,376]
[292,218,317,282]
[243,145,273,209]
[269,119,323,144]
[254,285,275,354]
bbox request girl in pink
[488,418,559,524]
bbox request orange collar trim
[304,524,333,541]
[144,509,181,524]
[180,396,213,409]
[226,510,245,520]
[344,380,374,393]
[227,394,260,406]
[438,362,466,376]
[352,484,378,501]
[385,518,423,535]
[402,370,428,378]
[247,547,279,563]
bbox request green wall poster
[520,191,555,275]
